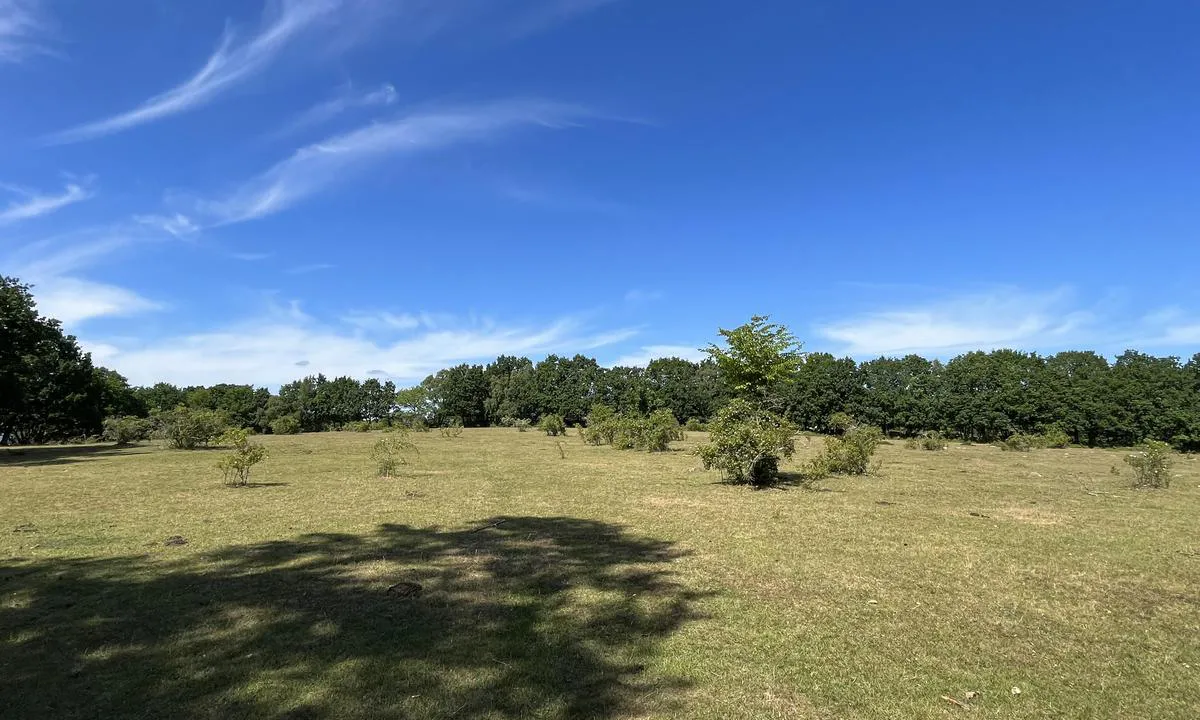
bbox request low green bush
[270,415,301,435]
[1039,426,1071,449]
[538,414,567,436]
[695,399,796,485]
[999,433,1039,452]
[102,416,152,445]
[153,407,227,449]
[828,411,856,435]
[809,424,884,478]
[684,418,707,432]
[1125,440,1173,488]
[905,431,947,451]
[216,428,268,486]
[371,429,418,477]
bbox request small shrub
[216,428,268,486]
[154,407,227,449]
[1039,426,1071,449]
[610,415,642,450]
[440,420,464,438]
[1125,440,1173,489]
[371,429,418,477]
[828,411,856,435]
[684,418,707,432]
[538,414,567,436]
[102,416,152,445]
[695,399,797,485]
[916,431,947,451]
[581,404,618,445]
[347,420,373,432]
[1000,433,1038,452]
[808,424,884,478]
[513,418,531,432]
[270,415,301,435]
[637,409,683,452]
[397,416,430,432]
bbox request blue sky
[2,0,1199,387]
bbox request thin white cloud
[231,251,272,261]
[196,98,593,224]
[133,213,199,238]
[270,82,397,139]
[506,0,620,38]
[817,288,1092,357]
[342,310,424,331]
[81,309,637,386]
[0,182,92,225]
[1159,324,1200,346]
[45,0,344,143]
[5,231,135,278]
[284,263,334,274]
[0,0,48,63]
[610,344,705,368]
[32,277,162,326]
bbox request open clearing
[2,429,1198,719]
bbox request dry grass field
[2,429,1198,719]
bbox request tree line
[4,276,1199,449]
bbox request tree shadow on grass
[0,517,709,720]
[0,443,147,468]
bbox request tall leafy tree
[854,355,944,435]
[94,368,145,418]
[785,352,862,431]
[644,357,719,422]
[427,364,490,426]
[1043,351,1113,446]
[597,366,651,415]
[483,356,538,423]
[533,354,602,425]
[360,378,396,423]
[704,315,803,409]
[0,276,107,443]
[1105,351,1196,447]
[134,382,187,414]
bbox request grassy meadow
[2,429,1198,719]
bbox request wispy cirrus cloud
[0,181,92,225]
[45,0,346,144]
[506,0,620,38]
[133,213,200,238]
[81,305,637,386]
[231,251,273,261]
[0,0,49,63]
[816,287,1092,357]
[31,276,162,326]
[284,263,335,275]
[4,229,134,278]
[195,98,594,224]
[269,82,397,139]
[342,311,425,332]
[3,219,183,327]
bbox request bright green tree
[704,315,803,408]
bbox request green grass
[2,429,1198,719]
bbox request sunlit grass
[2,429,1198,718]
